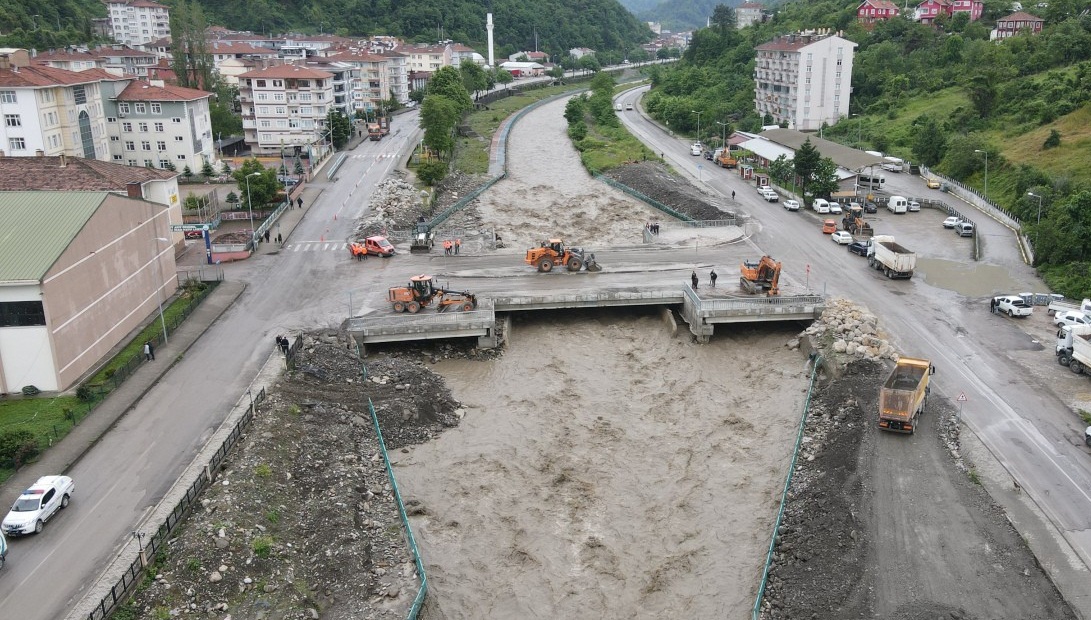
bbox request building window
[154,122,164,131]
[273,80,283,87]
[141,141,151,150]
[156,140,166,150]
[8,138,26,151]
[0,91,15,104]
[73,86,87,104]
[172,117,182,123]
[135,103,146,113]
[0,301,46,327]
[4,114,20,127]
[275,107,286,114]
[119,103,130,114]
[110,136,120,141]
[113,155,123,161]
[174,135,184,141]
[122,122,132,132]
[151,103,161,113]
[139,122,148,132]
[106,116,117,123]
[125,140,135,150]
[144,159,154,167]
[256,80,266,87]
[176,154,186,160]
[259,106,269,115]
[158,159,170,167]
[257,93,269,101]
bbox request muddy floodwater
[915,257,1027,297]
[394,311,808,618]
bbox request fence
[85,387,267,620]
[596,174,698,222]
[751,356,823,619]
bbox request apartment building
[754,32,856,132]
[107,81,216,172]
[238,64,335,156]
[401,43,450,72]
[105,0,171,47]
[37,45,157,77]
[736,3,766,28]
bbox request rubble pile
[353,176,426,240]
[803,298,897,361]
[602,161,730,221]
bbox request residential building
[36,45,158,77]
[208,41,280,80]
[33,48,104,72]
[508,51,548,63]
[238,64,334,156]
[0,155,184,393]
[754,32,857,132]
[569,47,596,59]
[402,43,450,72]
[449,43,485,67]
[916,0,984,23]
[302,60,354,114]
[736,3,766,28]
[857,0,901,24]
[993,11,1045,38]
[108,81,216,172]
[0,52,123,160]
[323,51,396,113]
[105,0,171,48]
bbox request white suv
[992,296,1033,318]
[2,475,75,536]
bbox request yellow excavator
[388,275,477,313]
[740,256,781,296]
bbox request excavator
[841,205,874,238]
[739,256,781,296]
[388,275,477,313]
[525,239,602,272]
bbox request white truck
[1056,324,1091,367]
[868,238,916,279]
[1066,328,1091,375]
[1047,297,1091,316]
[882,156,904,172]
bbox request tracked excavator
[388,275,478,313]
[525,239,601,272]
[740,256,781,296]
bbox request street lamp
[152,237,170,344]
[852,113,862,145]
[245,172,261,249]
[716,121,728,149]
[974,149,988,201]
[692,110,702,143]
[1028,191,1044,248]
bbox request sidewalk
[0,280,246,499]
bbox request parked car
[993,295,1033,317]
[831,230,854,245]
[184,229,205,239]
[926,178,941,189]
[704,150,714,161]
[625,103,633,111]
[1054,310,1091,328]
[277,175,299,187]
[783,199,800,211]
[957,222,975,237]
[812,200,830,214]
[943,216,963,228]
[761,188,779,202]
[828,203,843,215]
[690,143,702,156]
[822,219,837,234]
[908,200,921,212]
[848,240,871,256]
[614,103,623,111]
[0,530,6,569]
[863,203,878,214]
[2,476,75,536]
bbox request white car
[625,103,633,111]
[783,199,800,211]
[690,143,702,156]
[812,201,830,214]
[828,203,842,214]
[908,200,921,212]
[614,103,623,111]
[943,216,963,228]
[1054,310,1091,328]
[2,475,74,536]
[761,189,779,202]
[992,295,1033,318]
[831,231,854,245]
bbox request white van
[887,195,908,214]
[812,198,830,214]
[882,156,904,173]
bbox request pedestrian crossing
[288,241,352,253]
[350,153,399,160]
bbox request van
[812,198,830,214]
[887,195,908,214]
[882,156,904,173]
[857,173,886,190]
[957,222,975,237]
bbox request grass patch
[577,123,658,174]
[266,509,280,524]
[968,468,981,485]
[252,535,274,558]
[254,463,272,478]
[1078,409,1091,425]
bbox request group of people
[691,269,718,289]
[645,222,661,235]
[443,239,462,255]
[274,335,291,355]
[143,341,155,361]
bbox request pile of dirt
[353,176,426,240]
[124,331,467,620]
[802,297,898,362]
[602,161,731,221]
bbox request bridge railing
[345,309,496,334]
[696,294,825,313]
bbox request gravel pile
[353,177,427,240]
[602,161,731,221]
[803,298,897,361]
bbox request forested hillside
[644,0,1091,294]
[635,0,733,32]
[0,0,106,49]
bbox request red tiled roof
[34,49,99,62]
[0,65,127,87]
[117,81,211,101]
[324,51,388,63]
[0,156,177,191]
[91,46,156,58]
[1000,11,1043,21]
[237,64,333,79]
[859,0,900,10]
[208,41,277,55]
[756,36,818,52]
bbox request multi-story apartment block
[0,52,121,160]
[238,64,334,156]
[736,3,766,28]
[402,43,450,72]
[323,51,406,112]
[107,81,216,171]
[37,45,158,77]
[105,0,171,48]
[753,33,856,132]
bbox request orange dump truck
[878,357,933,434]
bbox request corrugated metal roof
[760,128,886,171]
[0,192,107,283]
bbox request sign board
[957,392,967,402]
[170,224,210,232]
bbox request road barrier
[596,174,698,222]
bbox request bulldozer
[525,239,601,272]
[409,217,435,253]
[842,205,874,238]
[740,256,781,296]
[388,275,477,313]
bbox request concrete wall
[0,283,53,392]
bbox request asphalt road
[615,85,1091,599]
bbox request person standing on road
[732,190,736,201]
[691,270,699,290]
[296,197,303,209]
[710,269,718,287]
[144,341,154,361]
[455,238,461,255]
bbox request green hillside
[0,0,107,48]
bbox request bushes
[0,430,41,469]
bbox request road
[615,85,1091,593]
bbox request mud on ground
[124,332,472,620]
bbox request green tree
[810,158,840,199]
[564,96,587,124]
[1043,129,1061,149]
[232,159,278,206]
[221,161,231,175]
[200,160,215,177]
[294,159,305,175]
[769,155,794,185]
[459,60,489,100]
[711,5,736,31]
[325,109,352,149]
[209,80,242,138]
[417,160,449,186]
[911,116,947,167]
[496,69,515,85]
[426,66,473,113]
[409,89,426,103]
[182,166,194,181]
[966,74,997,118]
[420,95,460,157]
[169,0,215,88]
[793,139,821,200]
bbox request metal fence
[86,387,266,620]
[596,174,698,222]
[752,356,823,619]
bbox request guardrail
[326,153,348,180]
[696,294,825,312]
[85,387,267,620]
[596,174,698,222]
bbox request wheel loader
[739,255,781,296]
[388,275,478,313]
[525,239,601,272]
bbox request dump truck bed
[878,357,931,433]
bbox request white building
[754,32,856,132]
[736,3,766,28]
[105,0,171,48]
[107,81,216,172]
[238,64,335,156]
